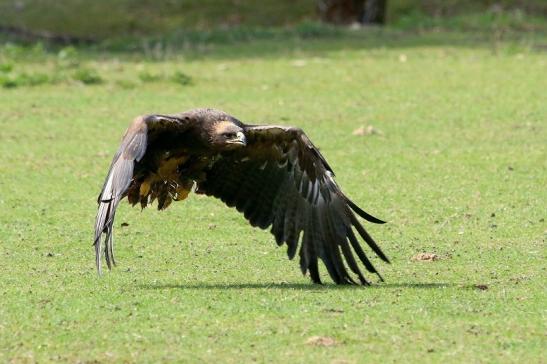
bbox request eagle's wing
[94,114,192,274]
[197,125,389,285]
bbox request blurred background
[0,0,545,45]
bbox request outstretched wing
[197,125,389,285]
[94,114,192,274]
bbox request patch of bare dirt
[411,252,439,261]
[306,336,337,347]
[352,125,383,136]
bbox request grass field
[0,29,546,362]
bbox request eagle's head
[209,119,247,150]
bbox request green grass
[0,31,546,363]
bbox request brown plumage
[94,108,389,285]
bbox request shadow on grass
[140,282,464,291]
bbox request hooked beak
[229,131,247,146]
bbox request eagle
[94,108,389,285]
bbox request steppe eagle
[94,108,389,285]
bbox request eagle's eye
[223,132,236,139]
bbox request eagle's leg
[172,179,194,201]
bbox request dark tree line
[317,0,387,25]
[0,0,388,45]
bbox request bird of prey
[94,108,389,285]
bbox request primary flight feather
[94,108,389,285]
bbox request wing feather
[94,114,192,274]
[198,124,389,284]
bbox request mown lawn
[0,31,545,363]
